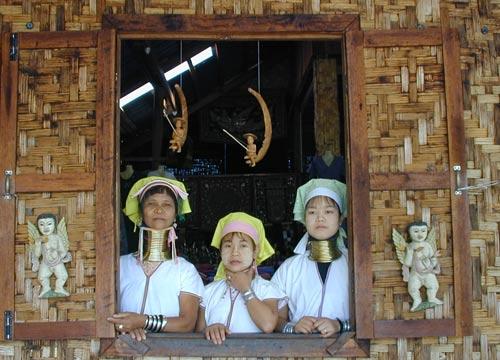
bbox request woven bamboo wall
[0,0,498,359]
[366,45,448,173]
[12,45,98,324]
[366,44,456,322]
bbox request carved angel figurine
[28,214,72,298]
[393,221,443,312]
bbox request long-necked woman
[107,176,204,340]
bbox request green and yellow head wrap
[123,176,191,227]
[211,212,275,280]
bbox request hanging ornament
[163,84,188,153]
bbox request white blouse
[120,254,204,315]
[202,275,286,333]
[271,246,349,322]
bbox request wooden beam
[442,28,473,337]
[136,43,176,112]
[364,29,442,47]
[104,14,355,38]
[345,29,373,339]
[15,174,95,193]
[0,32,18,341]
[120,108,138,134]
[374,319,455,338]
[121,130,152,156]
[19,31,98,49]
[152,91,165,169]
[14,321,95,340]
[103,333,350,357]
[370,172,450,190]
[326,332,369,357]
[95,28,117,338]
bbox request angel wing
[392,228,407,265]
[425,227,437,253]
[27,221,40,245]
[57,217,70,252]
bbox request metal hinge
[4,310,13,340]
[9,33,18,61]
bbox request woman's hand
[226,267,254,293]
[205,323,230,345]
[294,316,317,334]
[107,312,147,341]
[313,317,340,337]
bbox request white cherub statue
[28,214,72,298]
[393,221,443,312]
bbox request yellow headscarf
[211,212,274,280]
[123,176,191,227]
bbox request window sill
[101,332,369,358]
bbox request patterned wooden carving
[197,176,252,232]
[253,174,298,224]
[183,174,299,232]
[200,91,286,144]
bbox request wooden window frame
[100,14,371,358]
[0,12,471,355]
[0,30,115,340]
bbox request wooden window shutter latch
[9,33,18,61]
[4,310,13,340]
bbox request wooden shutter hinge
[9,33,18,61]
[4,310,13,340]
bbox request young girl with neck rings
[108,176,204,340]
[196,212,286,345]
[272,179,350,337]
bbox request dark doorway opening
[119,39,345,282]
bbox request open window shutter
[0,29,116,340]
[347,25,472,339]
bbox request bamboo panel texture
[16,48,97,176]
[14,192,96,322]
[365,45,449,174]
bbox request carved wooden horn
[248,87,272,164]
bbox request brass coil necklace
[308,234,341,263]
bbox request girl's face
[142,192,176,230]
[305,196,340,240]
[220,232,256,273]
[38,218,56,236]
